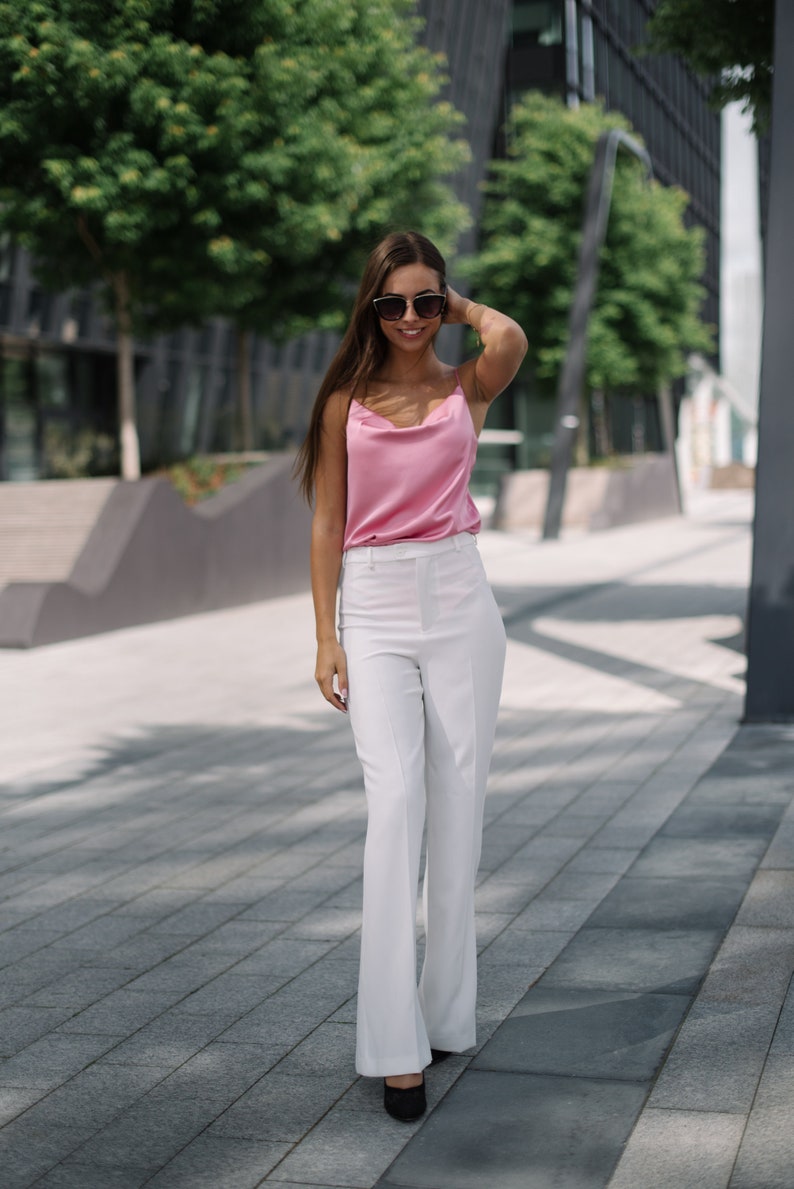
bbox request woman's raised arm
[445,285,527,403]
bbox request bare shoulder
[321,388,351,433]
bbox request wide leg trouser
[339,534,506,1077]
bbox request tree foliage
[464,93,712,399]
[645,0,774,133]
[0,0,469,473]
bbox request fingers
[316,671,344,711]
[315,646,349,713]
[336,656,348,713]
[442,285,467,325]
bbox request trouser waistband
[343,532,477,566]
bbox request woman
[296,231,527,1121]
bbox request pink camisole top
[343,374,481,550]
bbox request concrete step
[0,478,118,585]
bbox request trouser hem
[356,1047,433,1078]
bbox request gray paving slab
[587,873,751,930]
[150,1040,282,1106]
[730,1054,794,1189]
[97,1010,232,1069]
[473,987,689,1081]
[648,997,781,1113]
[0,1085,50,1128]
[211,1070,359,1142]
[0,1117,95,1188]
[145,1135,293,1188]
[34,1162,217,1188]
[538,924,724,995]
[53,989,180,1036]
[0,1004,76,1055]
[477,928,573,971]
[726,965,794,1189]
[378,1071,647,1189]
[734,869,794,928]
[697,925,794,1005]
[608,1110,746,1189]
[264,1183,361,1189]
[508,893,603,933]
[659,799,787,838]
[761,814,794,869]
[0,1031,124,1089]
[272,1104,435,1188]
[628,834,770,880]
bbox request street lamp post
[542,129,652,541]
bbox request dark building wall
[419,0,512,257]
[590,0,721,339]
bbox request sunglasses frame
[373,288,447,322]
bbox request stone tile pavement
[1,488,791,1187]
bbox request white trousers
[339,533,506,1077]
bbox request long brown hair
[294,231,447,503]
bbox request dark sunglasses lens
[374,297,406,321]
[414,294,445,319]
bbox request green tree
[0,1,469,477]
[189,1,470,450]
[464,93,711,445]
[646,0,774,133]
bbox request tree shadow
[494,581,747,625]
[0,715,352,806]
[494,580,748,700]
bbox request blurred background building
[0,0,764,487]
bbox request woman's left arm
[444,286,528,403]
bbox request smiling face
[377,262,445,356]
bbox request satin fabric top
[343,380,481,550]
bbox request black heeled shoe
[430,1048,454,1065]
[383,1076,426,1122]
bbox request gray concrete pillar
[744,0,794,721]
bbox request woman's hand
[315,638,349,713]
[442,284,471,326]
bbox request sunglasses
[373,290,447,321]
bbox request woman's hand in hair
[316,638,349,713]
[441,285,471,325]
[454,291,528,404]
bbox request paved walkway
[1,489,792,1188]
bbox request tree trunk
[112,273,140,481]
[658,382,682,512]
[592,388,609,457]
[575,392,590,466]
[236,327,253,452]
